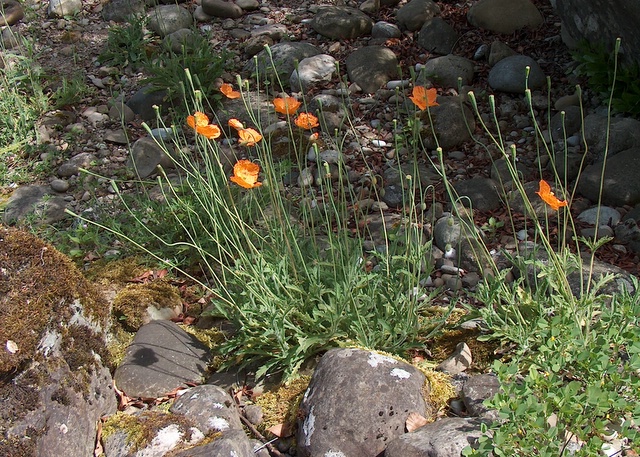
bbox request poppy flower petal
[536,180,568,210]
[230,159,262,188]
[410,86,438,110]
[238,128,262,146]
[220,83,241,99]
[294,112,319,130]
[273,97,301,115]
[198,124,221,140]
[228,118,245,130]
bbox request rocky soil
[2,0,640,456]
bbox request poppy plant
[220,83,241,99]
[273,96,301,115]
[237,128,262,147]
[294,112,319,130]
[536,180,568,210]
[228,118,245,131]
[409,86,439,111]
[230,159,262,189]
[186,112,221,139]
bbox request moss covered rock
[0,226,116,457]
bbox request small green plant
[572,38,640,117]
[141,32,230,105]
[464,272,640,456]
[99,14,151,69]
[479,216,504,237]
[50,73,94,109]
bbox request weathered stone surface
[468,0,543,34]
[453,177,501,212]
[461,373,500,418]
[549,105,582,140]
[577,147,640,207]
[310,6,374,40]
[147,4,193,38]
[201,0,243,18]
[0,0,24,26]
[420,96,475,149]
[173,430,254,457]
[114,320,211,398]
[488,40,517,66]
[243,42,323,89]
[551,0,640,67]
[126,85,170,121]
[128,136,174,179]
[487,55,546,93]
[583,113,640,161]
[396,0,440,32]
[297,348,429,457]
[416,18,459,55]
[170,385,243,433]
[384,417,484,457]
[290,54,337,92]
[436,342,472,375]
[0,227,115,457]
[102,0,145,22]
[422,54,474,88]
[57,152,97,177]
[345,45,398,94]
[48,0,82,17]
[2,185,69,225]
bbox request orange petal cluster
[273,96,301,115]
[230,159,262,189]
[220,83,241,99]
[228,118,245,130]
[409,86,439,111]
[536,180,568,210]
[294,112,319,130]
[186,112,221,139]
[238,128,263,147]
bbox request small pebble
[50,179,70,192]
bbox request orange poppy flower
[237,128,263,147]
[228,118,245,131]
[294,112,319,130]
[409,86,439,111]
[220,83,241,99]
[186,112,221,139]
[536,180,568,210]
[230,159,262,189]
[273,96,301,115]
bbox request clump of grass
[98,14,151,70]
[0,34,49,185]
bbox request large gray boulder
[297,348,430,457]
[396,0,440,32]
[468,0,543,34]
[577,147,640,207]
[346,46,398,94]
[114,320,211,398]
[384,417,484,457]
[309,6,374,40]
[488,55,546,93]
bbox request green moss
[112,280,182,331]
[254,376,310,434]
[106,326,135,369]
[101,410,198,453]
[0,226,110,374]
